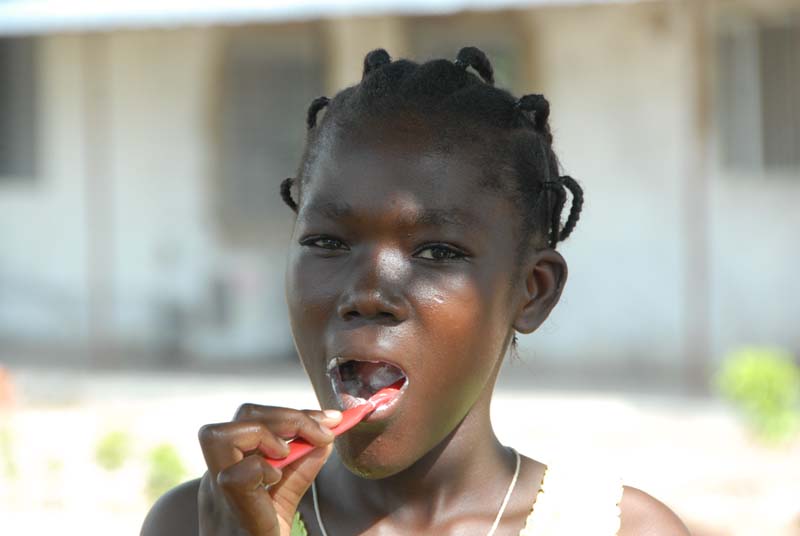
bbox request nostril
[336,288,407,323]
[342,310,361,321]
[342,310,395,322]
[373,311,396,324]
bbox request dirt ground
[1,364,798,535]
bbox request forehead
[301,126,510,225]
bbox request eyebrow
[302,201,475,228]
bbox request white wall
[2,3,796,372]
[104,29,217,343]
[708,171,800,360]
[516,2,692,369]
[0,34,89,342]
[0,28,298,361]
[705,0,800,361]
[100,28,297,359]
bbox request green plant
[715,347,800,443]
[291,512,308,536]
[145,443,187,503]
[0,425,17,479]
[95,430,131,471]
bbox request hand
[197,405,342,535]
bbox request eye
[299,236,348,251]
[414,244,468,261]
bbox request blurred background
[0,0,799,534]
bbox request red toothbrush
[262,381,403,469]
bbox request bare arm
[142,405,340,536]
[619,485,690,536]
[141,478,201,536]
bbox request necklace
[312,447,521,536]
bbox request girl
[142,46,689,535]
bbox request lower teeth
[332,360,405,400]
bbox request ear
[512,249,568,334]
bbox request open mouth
[327,357,408,410]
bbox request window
[759,21,800,169]
[717,16,800,172]
[216,26,324,244]
[406,12,524,91]
[0,37,38,180]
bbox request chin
[334,436,411,479]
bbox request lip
[326,354,410,423]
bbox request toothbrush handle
[262,403,374,469]
[263,438,316,469]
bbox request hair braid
[306,96,330,129]
[285,46,585,252]
[454,46,494,85]
[515,94,552,145]
[546,182,567,248]
[280,177,298,212]
[559,176,584,241]
[363,48,392,78]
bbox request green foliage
[290,512,309,536]
[145,443,187,503]
[715,347,800,443]
[0,425,17,479]
[47,457,63,473]
[95,430,131,471]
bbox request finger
[198,421,290,476]
[304,409,343,429]
[269,443,334,522]
[232,405,337,447]
[217,453,282,494]
[216,455,282,535]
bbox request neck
[323,374,517,527]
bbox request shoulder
[618,485,690,536]
[140,477,201,536]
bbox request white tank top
[519,465,624,535]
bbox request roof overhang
[0,0,654,36]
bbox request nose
[335,247,409,323]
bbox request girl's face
[285,125,532,476]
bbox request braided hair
[281,46,583,250]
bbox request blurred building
[0,0,798,385]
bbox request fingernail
[278,437,290,453]
[323,409,342,419]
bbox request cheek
[414,271,510,345]
[286,247,336,314]
[410,271,512,384]
[285,250,333,368]
[385,272,510,463]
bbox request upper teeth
[327,355,351,372]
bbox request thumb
[268,442,334,524]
